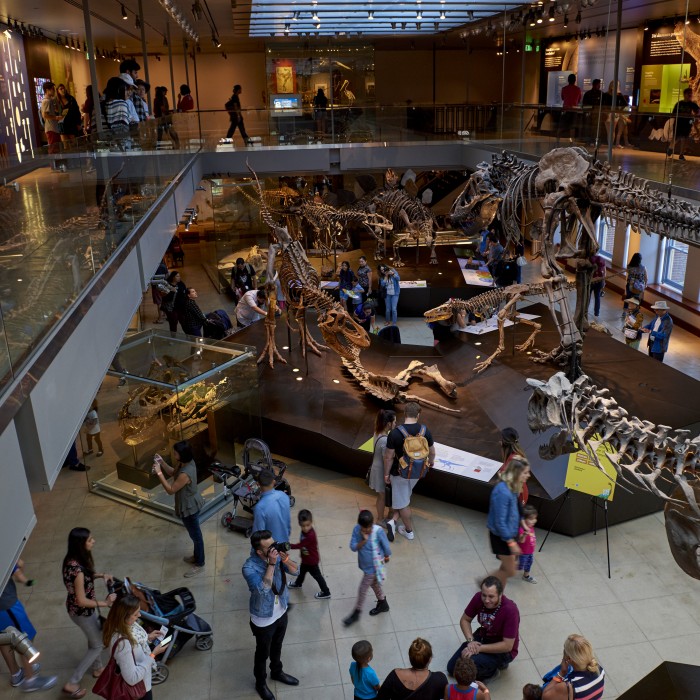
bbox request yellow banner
[565,437,618,501]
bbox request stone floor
[4,245,700,699]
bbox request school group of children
[286,502,542,700]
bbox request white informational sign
[454,312,540,335]
[399,280,428,288]
[432,442,502,482]
[320,281,339,289]
[458,259,494,287]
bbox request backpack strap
[397,425,409,439]
[418,424,426,437]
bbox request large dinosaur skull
[317,308,370,361]
[423,301,454,323]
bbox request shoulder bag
[93,637,147,700]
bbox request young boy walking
[343,510,391,626]
[288,509,331,599]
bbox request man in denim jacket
[242,530,300,700]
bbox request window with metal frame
[662,238,689,290]
[596,217,616,259]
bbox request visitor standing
[624,252,647,311]
[642,300,673,362]
[367,409,397,527]
[378,264,400,326]
[225,84,253,145]
[668,87,699,160]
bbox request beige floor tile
[385,588,452,633]
[501,575,567,615]
[285,600,335,642]
[394,625,462,672]
[328,596,396,639]
[545,570,618,610]
[214,543,250,577]
[650,633,700,665]
[594,641,663,694]
[623,596,700,640]
[213,574,254,611]
[334,631,404,683]
[311,562,364,600]
[519,610,581,659]
[278,638,343,689]
[209,648,260,699]
[485,656,542,700]
[569,603,646,649]
[425,550,487,589]
[153,650,212,700]
[210,608,258,652]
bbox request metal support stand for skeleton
[538,488,612,578]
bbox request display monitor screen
[270,94,302,117]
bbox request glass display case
[82,329,260,522]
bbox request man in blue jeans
[242,530,300,700]
[447,576,520,682]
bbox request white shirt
[250,594,286,628]
[652,316,662,333]
[236,290,266,326]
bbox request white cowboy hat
[118,72,135,86]
[624,298,640,306]
[651,301,669,310]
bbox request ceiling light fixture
[292,11,298,20]
[212,33,221,46]
[440,10,446,19]
[548,5,555,20]
[121,4,128,20]
[312,11,319,21]
[564,14,569,26]
[416,10,422,19]
[368,10,374,19]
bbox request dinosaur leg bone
[473,292,522,373]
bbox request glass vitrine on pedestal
[82,329,260,522]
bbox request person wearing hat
[642,301,673,362]
[622,298,644,349]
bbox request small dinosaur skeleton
[247,162,459,413]
[424,280,576,373]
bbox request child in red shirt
[288,509,331,599]
[518,505,538,583]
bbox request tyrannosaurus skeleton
[246,163,459,413]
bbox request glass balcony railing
[0,100,696,393]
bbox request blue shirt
[349,662,379,699]
[350,524,391,575]
[253,489,292,544]
[487,481,520,542]
[241,553,296,618]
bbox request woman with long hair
[153,86,179,147]
[56,84,83,144]
[103,77,131,140]
[160,270,186,333]
[497,427,529,505]
[624,252,647,311]
[542,634,605,699]
[485,456,531,590]
[102,595,169,700]
[377,638,447,699]
[62,527,116,698]
[152,440,205,577]
[367,408,397,525]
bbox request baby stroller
[212,438,295,537]
[113,576,213,684]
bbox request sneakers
[522,574,537,584]
[11,669,24,687]
[21,674,58,693]
[314,591,331,599]
[287,581,302,589]
[386,519,396,542]
[84,449,94,456]
[96,451,104,457]
[343,609,361,626]
[397,525,415,540]
[184,565,205,578]
[369,598,390,616]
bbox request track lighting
[416,10,422,19]
[221,51,227,58]
[284,23,290,33]
[292,11,298,20]
[212,33,221,47]
[121,4,128,20]
[368,10,374,19]
[440,10,446,19]
[312,11,319,21]
[548,6,555,20]
[564,14,569,26]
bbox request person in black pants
[242,530,300,700]
[225,84,252,145]
[288,510,331,599]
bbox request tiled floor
[5,246,700,699]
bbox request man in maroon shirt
[558,74,582,142]
[446,576,520,681]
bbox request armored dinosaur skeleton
[246,163,459,413]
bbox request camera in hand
[273,541,291,553]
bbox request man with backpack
[383,402,435,541]
[225,84,253,145]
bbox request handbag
[623,327,639,340]
[516,255,528,267]
[93,637,147,700]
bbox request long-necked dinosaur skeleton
[247,163,459,413]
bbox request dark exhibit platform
[226,301,700,536]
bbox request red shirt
[290,527,320,565]
[177,94,194,112]
[561,84,582,109]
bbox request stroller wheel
[221,511,233,528]
[152,662,170,685]
[289,495,296,507]
[245,526,253,538]
[195,635,214,651]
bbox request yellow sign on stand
[565,438,618,501]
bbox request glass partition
[83,330,260,522]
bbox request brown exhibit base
[226,302,700,536]
[618,662,700,699]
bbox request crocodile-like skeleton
[527,371,700,578]
[424,280,577,373]
[247,163,459,413]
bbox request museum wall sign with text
[542,30,637,106]
[638,20,700,113]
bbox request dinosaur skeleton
[247,163,459,413]
[527,371,700,578]
[424,280,577,373]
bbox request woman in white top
[367,409,397,526]
[83,399,103,457]
[102,594,169,700]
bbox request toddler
[518,504,538,583]
[288,509,331,599]
[522,683,543,700]
[343,510,391,626]
[445,657,489,700]
[350,640,380,700]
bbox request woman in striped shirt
[542,634,604,700]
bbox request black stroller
[114,577,213,684]
[211,438,295,537]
